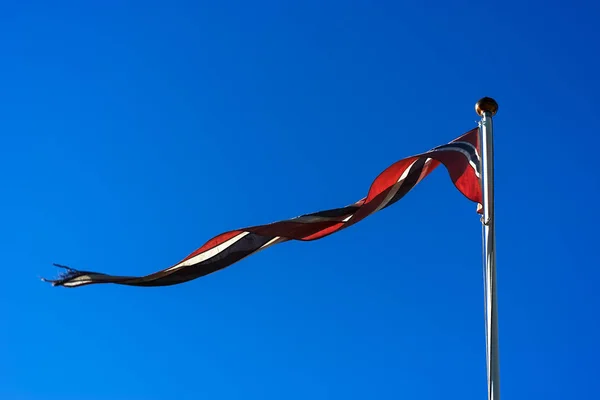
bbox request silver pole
[476,97,500,400]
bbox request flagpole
[476,97,500,400]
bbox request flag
[44,128,482,288]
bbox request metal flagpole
[475,97,500,400]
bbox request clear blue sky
[2,1,599,399]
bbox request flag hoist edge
[44,128,482,288]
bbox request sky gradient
[2,1,599,399]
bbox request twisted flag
[44,128,482,288]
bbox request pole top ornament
[475,97,499,117]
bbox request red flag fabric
[44,128,482,288]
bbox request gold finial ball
[475,97,499,117]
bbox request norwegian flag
[44,128,482,288]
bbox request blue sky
[1,1,599,399]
